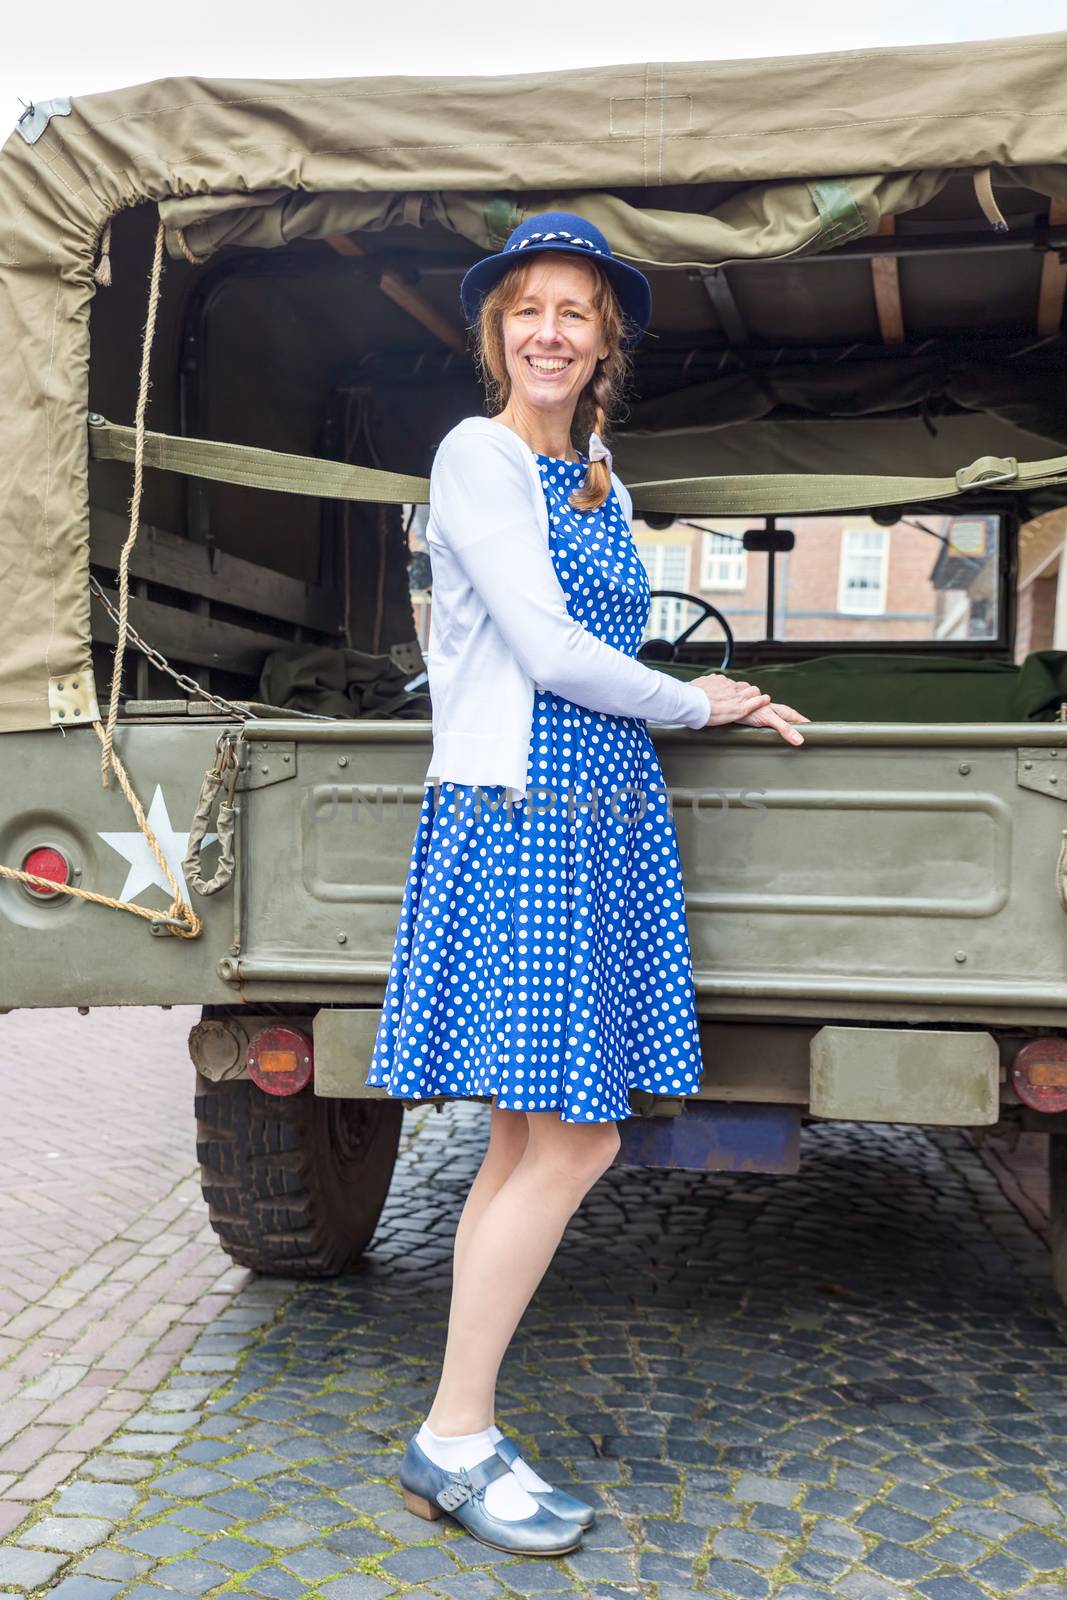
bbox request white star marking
[98,785,216,905]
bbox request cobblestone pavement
[3,1099,1067,1600]
[0,1007,249,1535]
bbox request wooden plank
[91,585,284,677]
[325,234,466,353]
[871,214,905,345]
[89,507,340,635]
[1037,197,1067,337]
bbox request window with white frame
[837,525,889,614]
[639,542,690,639]
[700,528,747,591]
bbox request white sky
[4,0,1066,130]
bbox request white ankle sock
[487,1423,554,1493]
[416,1422,540,1521]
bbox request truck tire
[195,1075,403,1277]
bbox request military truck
[5,35,1067,1294]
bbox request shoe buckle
[436,1470,476,1512]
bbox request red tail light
[1010,1038,1067,1113]
[20,846,72,899]
[246,1025,313,1096]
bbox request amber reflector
[1011,1038,1067,1114]
[246,1025,313,1097]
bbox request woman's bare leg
[448,1100,529,1427]
[425,1108,620,1436]
[451,1100,530,1286]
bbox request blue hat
[459,210,652,349]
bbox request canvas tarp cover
[667,650,1067,723]
[4,30,1067,732]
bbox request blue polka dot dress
[364,451,704,1123]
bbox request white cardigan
[422,415,710,802]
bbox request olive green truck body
[6,713,1067,1112]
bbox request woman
[364,212,809,1556]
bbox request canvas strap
[88,414,429,506]
[87,414,1067,516]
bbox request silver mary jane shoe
[398,1435,583,1556]
[492,1432,597,1530]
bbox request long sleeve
[428,427,711,731]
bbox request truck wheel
[195,1075,403,1277]
[1052,1132,1067,1306]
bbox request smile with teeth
[526,356,573,374]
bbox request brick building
[407,503,1019,661]
[1015,507,1067,661]
[632,512,1000,649]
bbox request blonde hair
[471,256,632,512]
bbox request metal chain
[89,574,259,721]
[89,575,341,723]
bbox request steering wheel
[638,590,735,671]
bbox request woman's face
[501,256,610,421]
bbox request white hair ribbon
[588,431,612,472]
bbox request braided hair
[472,257,633,512]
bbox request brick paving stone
[1006,1528,1067,1569]
[76,1456,152,1484]
[120,1526,202,1558]
[20,1516,116,1553]
[839,1575,907,1600]
[925,1531,989,1565]
[318,1577,394,1600]
[71,1551,150,1582]
[791,1549,850,1585]
[703,1556,772,1598]
[972,1553,1034,1590]
[805,1518,863,1559]
[496,1562,581,1594]
[865,1538,939,1581]
[917,1579,991,1600]
[380,1544,456,1581]
[146,1557,229,1594]
[205,1488,273,1518]
[322,1526,394,1560]
[562,1549,632,1584]
[243,1515,316,1548]
[11,1451,87,1502]
[278,1548,349,1583]
[429,1577,508,1600]
[161,1508,232,1536]
[0,1505,29,1539]
[0,1549,68,1588]
[202,1538,274,1572]
[948,1505,1026,1539]
[244,1569,307,1600]
[152,1465,231,1496]
[45,1579,122,1600]
[732,1472,799,1506]
[750,1503,803,1536]
[802,1487,864,1517]
[712,1527,787,1570]
[636,1550,695,1584]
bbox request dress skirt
[364,452,704,1123]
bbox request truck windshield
[635,511,1002,647]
